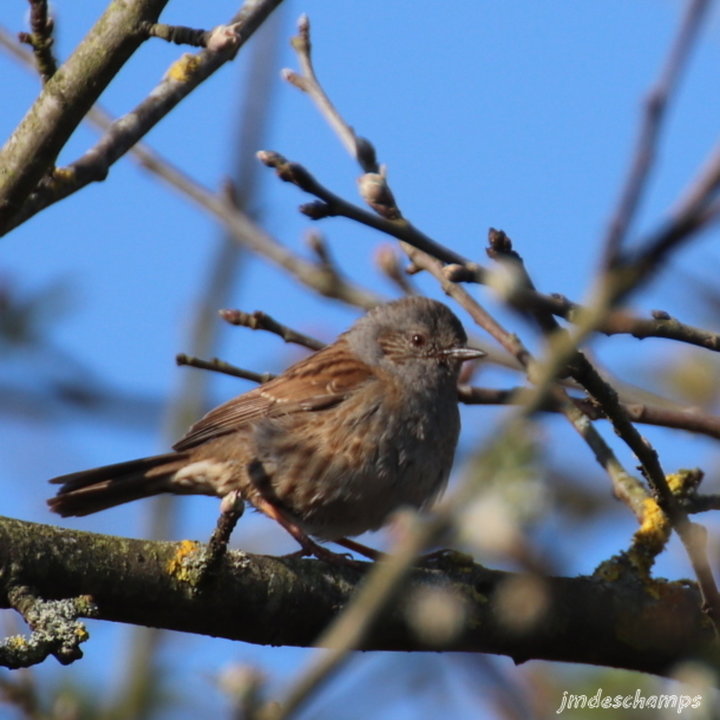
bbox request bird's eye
[411,333,426,347]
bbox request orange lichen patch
[166,539,201,582]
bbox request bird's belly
[268,418,454,540]
[246,387,460,540]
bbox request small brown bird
[48,297,483,559]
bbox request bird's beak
[443,346,486,361]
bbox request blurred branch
[257,149,467,265]
[601,0,711,267]
[73,103,380,309]
[624,156,720,291]
[0,516,717,679]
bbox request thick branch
[0,516,717,676]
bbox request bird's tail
[48,453,190,517]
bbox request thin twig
[458,385,720,442]
[176,354,275,384]
[256,150,470,268]
[283,15,378,173]
[374,244,418,295]
[219,309,325,351]
[626,148,720,284]
[17,0,57,83]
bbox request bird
[48,296,484,561]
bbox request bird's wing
[173,340,375,451]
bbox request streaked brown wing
[173,339,375,451]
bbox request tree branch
[0,0,171,224]
[0,516,717,677]
[0,0,286,234]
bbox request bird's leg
[251,495,361,565]
[335,537,383,561]
[204,490,245,569]
[246,458,362,565]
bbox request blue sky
[2,1,720,718]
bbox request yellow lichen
[166,539,201,582]
[165,53,202,82]
[593,557,623,582]
[6,635,28,650]
[667,469,702,495]
[635,498,671,549]
[627,497,671,576]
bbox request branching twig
[256,150,720,357]
[219,309,325,351]
[17,0,57,83]
[446,260,720,352]
[2,586,96,668]
[0,0,286,234]
[5,27,720,356]
[256,149,470,266]
[283,15,378,173]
